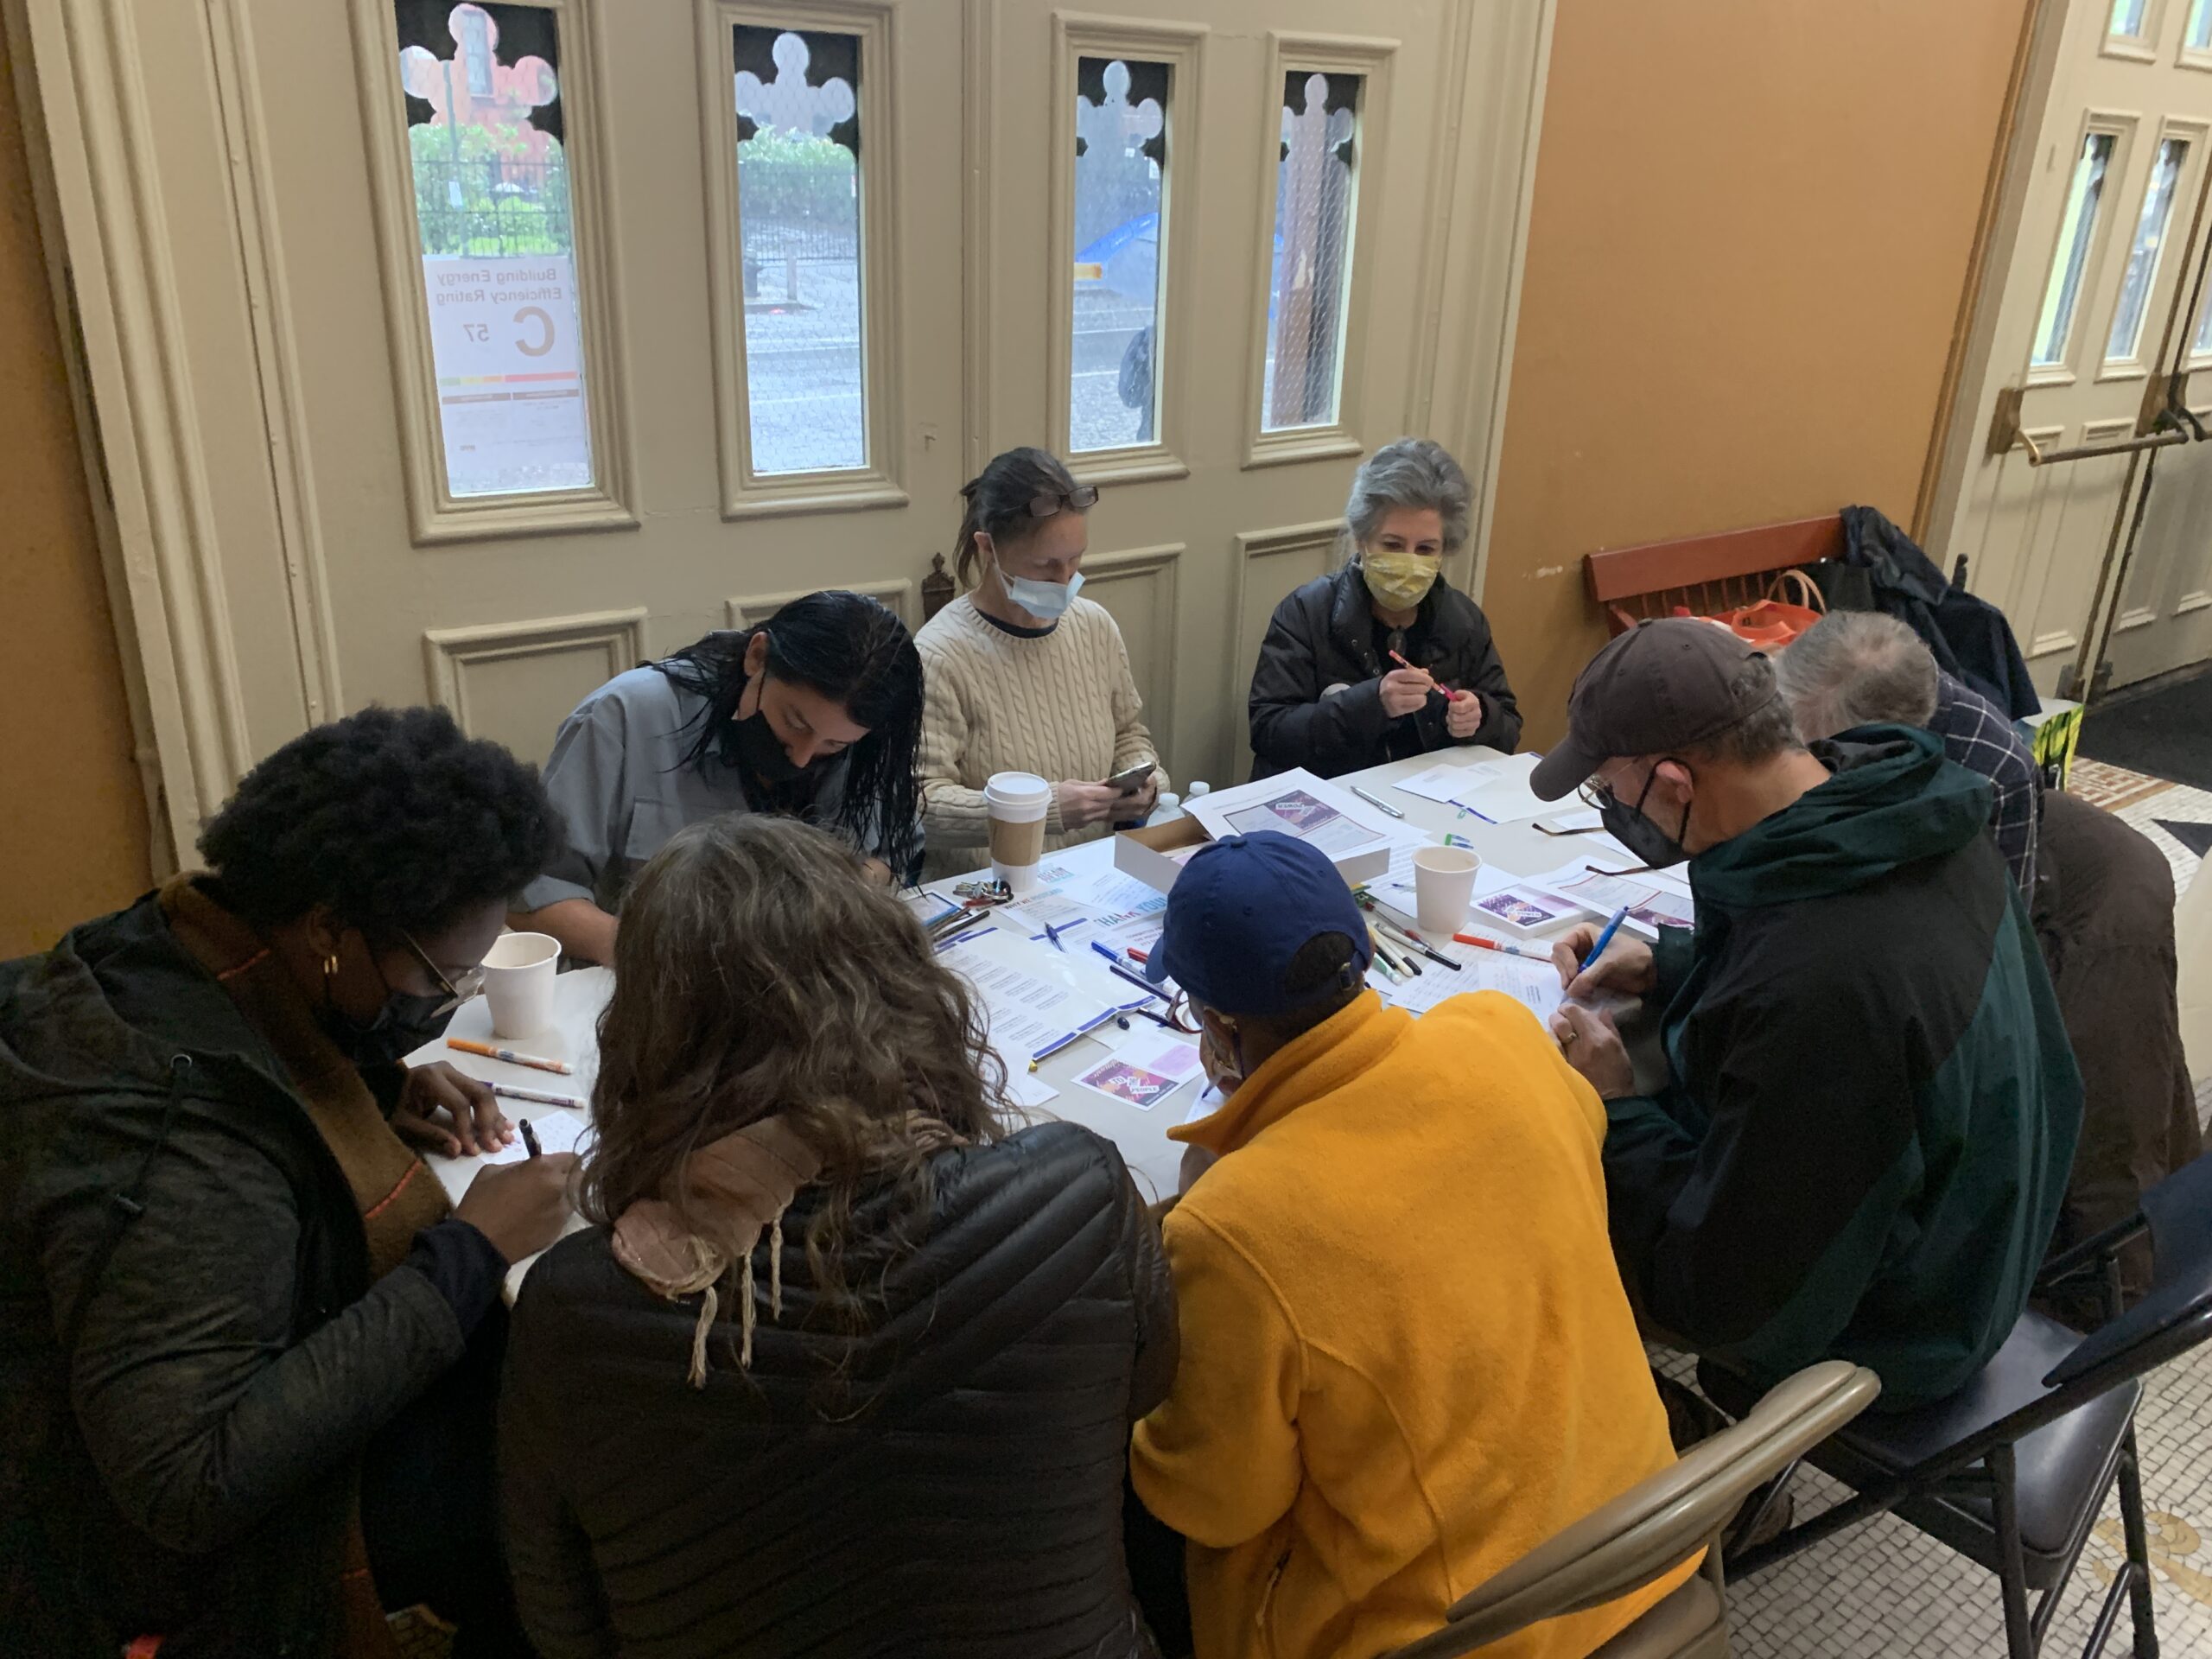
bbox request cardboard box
[1112,816,1393,896]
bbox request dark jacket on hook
[1248,563,1522,779]
[1841,505,2041,719]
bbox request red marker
[1389,649,1470,702]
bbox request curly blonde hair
[580,815,1009,1325]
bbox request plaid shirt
[1927,671,2039,896]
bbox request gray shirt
[520,664,874,914]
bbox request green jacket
[1606,727,2082,1408]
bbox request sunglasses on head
[1027,486,1099,520]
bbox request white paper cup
[481,931,559,1039]
[984,771,1052,895]
[1413,845,1482,938]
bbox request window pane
[2194,279,2212,354]
[2033,132,2117,368]
[2192,0,2212,48]
[398,1,594,498]
[1071,58,1167,453]
[2107,137,2189,361]
[2112,0,2150,36]
[734,27,866,476]
[1262,71,1361,433]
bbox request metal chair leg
[2113,1429,2159,1658]
[1990,1443,2039,1659]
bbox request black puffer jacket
[499,1121,1176,1659]
[1248,563,1522,779]
[0,893,498,1656]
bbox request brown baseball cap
[1530,620,1771,801]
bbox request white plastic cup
[481,931,560,1039]
[983,771,1052,895]
[1413,845,1482,938]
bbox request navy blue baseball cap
[1145,831,1373,1017]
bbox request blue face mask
[1001,564,1084,621]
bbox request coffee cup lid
[984,771,1051,803]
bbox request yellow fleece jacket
[1131,989,1694,1659]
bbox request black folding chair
[1699,1149,2212,1659]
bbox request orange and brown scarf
[160,875,450,1658]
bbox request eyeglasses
[1027,486,1099,520]
[1160,989,1203,1037]
[397,929,487,1018]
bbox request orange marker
[447,1038,572,1075]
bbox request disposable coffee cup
[984,771,1052,896]
[1413,845,1482,938]
[482,931,560,1039]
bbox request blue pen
[1580,905,1631,971]
[1092,939,1168,1001]
[1042,920,1067,953]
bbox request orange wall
[0,54,151,957]
[1484,0,2030,746]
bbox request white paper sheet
[1188,767,1406,856]
[938,928,1137,1063]
[1391,760,1504,807]
[443,1108,588,1168]
[1376,942,1566,1026]
[1539,867,1696,934]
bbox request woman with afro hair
[0,705,572,1656]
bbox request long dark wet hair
[655,591,924,879]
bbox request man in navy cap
[1533,618,2082,1409]
[1127,830,1689,1659]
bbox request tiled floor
[1714,768,2212,1658]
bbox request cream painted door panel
[1939,0,2212,697]
[969,0,1541,787]
[26,0,1547,837]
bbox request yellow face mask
[1359,548,1440,613]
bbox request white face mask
[998,558,1084,621]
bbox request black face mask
[1598,761,1694,870]
[319,940,459,1069]
[321,986,455,1071]
[729,708,808,783]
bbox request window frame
[2184,0,2212,67]
[1241,30,1395,472]
[1046,15,1207,486]
[2104,0,2167,63]
[2097,118,2206,382]
[695,0,906,520]
[2026,111,2136,388]
[350,0,637,543]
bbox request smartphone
[1103,762,1156,796]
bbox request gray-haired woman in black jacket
[499,814,1177,1659]
[1248,438,1522,779]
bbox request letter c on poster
[514,306,555,356]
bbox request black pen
[519,1118,543,1160]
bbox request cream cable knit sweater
[916,594,1168,879]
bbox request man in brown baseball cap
[1533,619,2081,1412]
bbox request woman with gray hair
[1247,438,1521,779]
